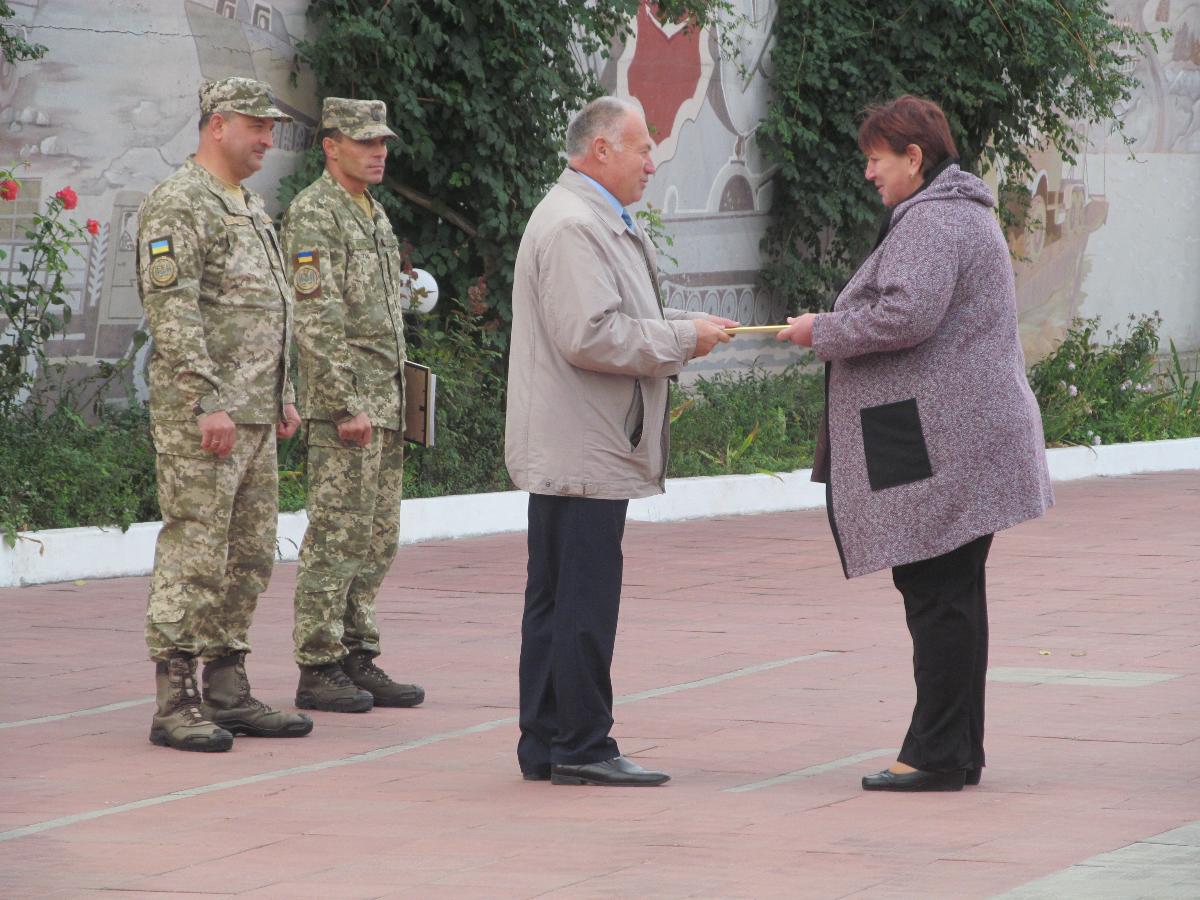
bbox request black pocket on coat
[859,398,933,491]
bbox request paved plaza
[1,471,1197,898]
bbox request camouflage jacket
[136,157,294,425]
[282,170,408,429]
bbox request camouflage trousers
[293,420,404,666]
[146,421,278,662]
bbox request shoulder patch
[146,235,178,288]
[293,248,321,296]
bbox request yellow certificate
[723,325,789,335]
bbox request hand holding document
[774,314,817,348]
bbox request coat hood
[891,163,994,226]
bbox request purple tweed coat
[811,164,1053,578]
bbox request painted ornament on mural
[1009,148,1110,363]
[614,1,790,377]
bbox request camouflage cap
[321,97,397,141]
[199,77,293,121]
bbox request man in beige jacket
[505,96,736,787]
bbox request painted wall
[1,0,1196,392]
[0,0,316,396]
[612,0,1200,374]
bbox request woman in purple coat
[778,96,1053,792]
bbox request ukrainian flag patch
[149,237,173,256]
[293,248,321,296]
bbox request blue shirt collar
[573,169,635,233]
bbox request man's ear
[592,134,611,163]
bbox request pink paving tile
[0,472,1198,898]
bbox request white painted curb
[2,437,1197,588]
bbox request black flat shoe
[551,755,670,786]
[965,767,982,786]
[520,762,551,781]
[862,768,966,792]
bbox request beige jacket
[505,168,704,500]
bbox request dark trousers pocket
[860,398,933,491]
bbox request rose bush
[0,167,97,410]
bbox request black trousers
[892,533,993,773]
[518,493,627,768]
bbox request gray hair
[565,96,643,159]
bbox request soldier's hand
[338,411,372,448]
[198,410,236,458]
[691,318,732,359]
[277,403,301,439]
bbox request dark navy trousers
[518,493,628,768]
[893,533,994,773]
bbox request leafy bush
[6,318,1198,541]
[0,406,157,546]
[401,300,511,497]
[668,365,824,477]
[1029,315,1200,447]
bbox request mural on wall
[0,0,316,398]
[610,0,1197,371]
[1,0,1195,397]
[606,0,792,379]
[1011,0,1200,361]
[1102,0,1200,153]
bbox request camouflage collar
[320,168,379,229]
[185,157,250,214]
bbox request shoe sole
[295,692,373,713]
[215,718,314,737]
[149,728,233,752]
[367,694,425,708]
[550,774,670,786]
[862,779,964,792]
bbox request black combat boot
[296,661,374,712]
[343,650,425,708]
[150,653,233,752]
[202,652,313,737]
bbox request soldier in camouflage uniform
[283,98,425,713]
[137,77,313,751]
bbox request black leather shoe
[965,767,982,786]
[862,768,966,792]
[521,764,551,781]
[551,755,670,786]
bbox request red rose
[0,179,18,201]
[55,186,78,210]
[86,218,100,236]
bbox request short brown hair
[858,96,958,174]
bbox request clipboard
[403,360,436,447]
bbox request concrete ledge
[2,436,1197,588]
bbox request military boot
[343,650,425,708]
[296,662,374,713]
[202,652,314,738]
[150,654,233,752]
